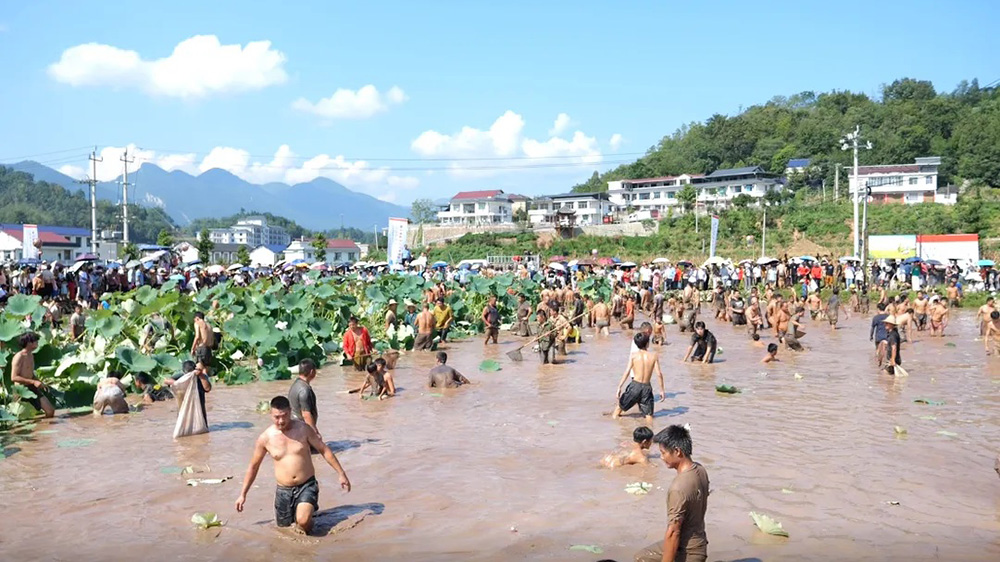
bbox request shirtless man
[806,291,823,321]
[848,288,861,314]
[826,288,849,331]
[746,296,763,338]
[481,295,500,345]
[976,296,996,337]
[414,304,434,351]
[913,291,929,331]
[92,371,130,416]
[930,298,949,337]
[190,311,215,368]
[11,332,55,418]
[895,307,916,343]
[427,351,471,388]
[601,426,653,468]
[984,311,1000,355]
[592,298,611,336]
[621,294,636,330]
[613,332,665,426]
[235,396,350,534]
[761,343,779,364]
[766,295,783,337]
[946,281,961,308]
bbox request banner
[22,224,40,260]
[709,215,719,258]
[868,234,917,259]
[386,217,409,268]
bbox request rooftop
[855,164,920,175]
[544,191,610,201]
[787,158,811,168]
[1,228,74,245]
[622,174,703,184]
[253,244,288,254]
[326,238,360,250]
[0,223,90,237]
[704,166,767,179]
[452,190,506,201]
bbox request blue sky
[0,0,998,206]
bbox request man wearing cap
[883,314,902,376]
[385,299,399,332]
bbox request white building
[785,158,812,175]
[848,157,950,205]
[529,192,613,226]
[282,239,361,264]
[0,224,91,262]
[607,166,783,214]
[209,216,290,247]
[249,244,287,267]
[437,190,513,225]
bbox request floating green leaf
[945,342,956,347]
[160,466,185,474]
[191,512,224,529]
[913,398,945,405]
[625,482,652,495]
[479,359,502,372]
[715,384,741,394]
[57,438,96,448]
[749,511,789,537]
[936,430,958,437]
[568,545,603,554]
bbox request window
[639,193,650,200]
[905,193,921,203]
[564,202,574,209]
[653,191,661,199]
[925,175,934,185]
[477,202,486,210]
[667,192,676,199]
[577,201,588,209]
[733,185,743,193]
[908,177,918,185]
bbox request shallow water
[2,311,999,561]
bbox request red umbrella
[597,257,614,266]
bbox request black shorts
[692,344,716,363]
[274,476,319,527]
[618,380,654,417]
[414,333,433,350]
[194,345,213,366]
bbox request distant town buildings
[0,223,92,262]
[849,156,953,205]
[606,166,784,215]
[283,238,361,264]
[437,190,513,225]
[529,192,613,226]
[208,216,290,247]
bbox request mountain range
[6,160,410,231]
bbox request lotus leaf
[310,284,337,299]
[0,317,23,342]
[228,367,255,386]
[365,285,386,303]
[153,353,183,373]
[55,355,89,379]
[913,398,944,405]
[715,384,740,394]
[93,316,125,339]
[13,385,37,400]
[191,512,224,529]
[479,359,502,372]
[749,511,789,537]
[625,482,652,495]
[33,344,63,368]
[4,294,42,317]
[121,299,139,316]
[282,292,309,311]
[568,545,603,554]
[57,438,97,448]
[134,285,156,305]
[116,347,159,373]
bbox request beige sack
[173,372,209,439]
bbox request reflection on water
[1,311,999,561]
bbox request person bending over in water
[235,396,350,535]
[358,363,389,400]
[601,426,654,468]
[613,332,666,427]
[682,322,717,364]
[761,343,779,364]
[92,371,130,416]
[428,351,471,388]
[135,372,174,404]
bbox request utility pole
[834,164,840,201]
[373,224,379,253]
[840,125,872,257]
[120,148,135,243]
[822,179,826,202]
[761,207,767,258]
[861,182,871,287]
[75,149,103,254]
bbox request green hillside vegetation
[421,187,1000,262]
[0,166,175,243]
[574,78,1000,192]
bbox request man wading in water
[236,396,351,534]
[634,424,710,562]
[482,294,500,345]
[613,332,665,427]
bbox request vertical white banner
[709,215,719,258]
[22,224,40,260]
[387,217,409,268]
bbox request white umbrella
[228,263,244,271]
[757,256,778,265]
[206,264,225,275]
[568,259,579,267]
[620,262,637,268]
[652,257,669,264]
[67,261,87,273]
[548,262,566,271]
[410,256,427,268]
[146,250,168,261]
[838,256,860,263]
[702,256,727,267]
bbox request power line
[135,146,646,162]
[0,145,95,162]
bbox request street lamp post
[841,125,873,258]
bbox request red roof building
[451,190,506,201]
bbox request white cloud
[411,111,603,178]
[549,113,573,136]
[47,35,287,98]
[292,85,407,119]
[609,133,624,151]
[377,193,398,203]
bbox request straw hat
[883,315,898,325]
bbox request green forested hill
[0,166,176,243]
[574,78,1000,192]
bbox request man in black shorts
[613,332,665,427]
[683,321,717,364]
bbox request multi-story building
[209,216,290,247]
[283,238,361,264]
[607,166,783,213]
[437,190,513,225]
[528,192,613,226]
[848,157,950,205]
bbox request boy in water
[683,322,717,364]
[613,332,666,426]
[601,426,654,468]
[761,343,779,363]
[357,363,389,400]
[135,372,174,404]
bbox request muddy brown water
[2,312,999,561]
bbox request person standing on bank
[634,424,710,562]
